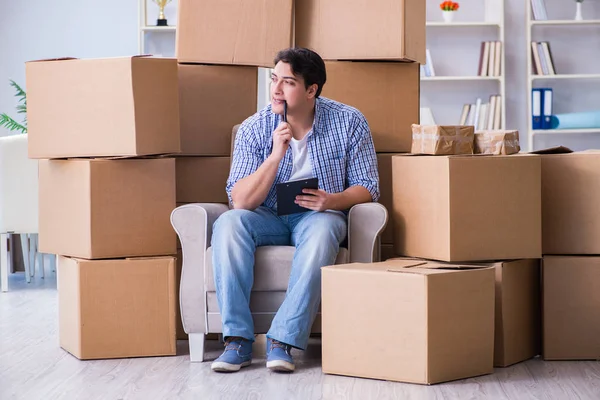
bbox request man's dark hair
[274,47,327,98]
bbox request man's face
[270,61,314,116]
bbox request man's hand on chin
[295,188,331,212]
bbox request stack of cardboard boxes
[173,0,294,339]
[25,56,181,360]
[323,150,543,384]
[295,0,425,262]
[536,148,600,361]
[293,0,538,385]
[296,1,545,378]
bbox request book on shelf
[421,49,436,77]
[531,88,553,129]
[459,95,502,130]
[478,41,502,77]
[530,0,548,21]
[531,41,556,75]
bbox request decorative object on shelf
[550,111,600,130]
[153,0,172,26]
[440,1,459,23]
[574,0,584,21]
[0,80,27,134]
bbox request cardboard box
[487,259,541,367]
[322,259,495,384]
[392,257,541,367]
[540,151,600,254]
[389,257,542,367]
[178,64,257,155]
[376,153,401,244]
[543,256,600,360]
[474,130,520,155]
[321,62,419,153]
[176,0,293,67]
[39,158,177,259]
[26,56,180,159]
[296,0,425,63]
[411,125,474,155]
[176,157,230,204]
[392,154,541,262]
[58,255,176,360]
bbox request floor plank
[1,268,599,400]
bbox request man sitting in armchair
[211,47,379,373]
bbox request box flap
[449,153,495,159]
[530,146,573,155]
[392,153,422,158]
[324,259,427,273]
[125,256,176,261]
[386,257,495,274]
[575,149,600,155]
[27,57,78,63]
[27,55,154,64]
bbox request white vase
[442,11,454,23]
[575,2,583,21]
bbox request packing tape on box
[475,137,520,155]
[413,128,473,153]
[412,133,474,141]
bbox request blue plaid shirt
[226,97,380,211]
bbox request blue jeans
[211,206,347,350]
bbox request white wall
[423,0,600,151]
[2,0,599,150]
[0,0,139,137]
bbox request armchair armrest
[170,203,229,334]
[347,202,388,264]
[0,134,39,233]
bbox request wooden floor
[1,268,599,400]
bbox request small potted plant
[440,1,459,23]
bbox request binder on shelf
[542,88,553,129]
[532,88,543,130]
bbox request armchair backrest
[0,134,39,233]
[230,124,241,161]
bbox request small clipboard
[275,177,319,216]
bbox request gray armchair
[170,126,388,362]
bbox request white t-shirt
[288,134,313,181]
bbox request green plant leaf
[9,79,27,103]
[0,113,27,134]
